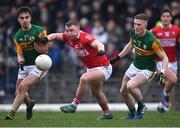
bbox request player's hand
[159,72,167,87]
[97,50,105,56]
[19,61,24,71]
[110,55,121,65]
[34,37,49,44]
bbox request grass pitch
[0,111,180,127]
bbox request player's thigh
[86,65,112,81]
[120,74,130,93]
[127,73,147,89]
[166,68,177,84]
[81,69,104,94]
[19,73,40,92]
[81,69,105,84]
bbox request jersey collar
[77,31,82,39]
[160,23,172,29]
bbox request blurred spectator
[38,1,49,26]
[68,11,78,20]
[80,17,92,33]
[78,0,91,19]
[124,17,133,43]
[106,19,124,50]
[0,52,6,98]
[48,41,63,73]
[0,15,6,96]
[5,57,18,93]
[171,1,180,17]
[171,1,180,26]
[92,19,108,44]
[105,3,118,21]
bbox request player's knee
[17,84,27,94]
[126,82,134,92]
[80,75,90,84]
[169,77,177,85]
[120,88,128,97]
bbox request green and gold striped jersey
[14,24,47,65]
[130,28,163,71]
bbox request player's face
[18,12,31,30]
[161,12,172,26]
[66,25,80,40]
[134,19,147,36]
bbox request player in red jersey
[151,9,180,113]
[36,20,113,120]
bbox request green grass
[0,111,180,127]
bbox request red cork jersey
[63,31,110,68]
[151,24,180,62]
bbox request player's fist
[110,55,121,65]
[159,72,167,87]
[97,50,105,56]
[34,37,49,44]
[34,43,48,54]
[19,61,24,71]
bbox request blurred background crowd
[0,0,179,103]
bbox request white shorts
[126,63,154,80]
[18,65,48,80]
[156,61,177,74]
[87,65,112,80]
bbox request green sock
[129,108,136,115]
[137,100,145,108]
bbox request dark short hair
[161,8,172,17]
[65,20,80,27]
[17,6,32,17]
[134,13,148,22]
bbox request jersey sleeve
[62,33,68,41]
[14,38,23,54]
[38,28,47,38]
[152,39,163,54]
[82,34,95,44]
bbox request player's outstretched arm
[35,33,64,43]
[34,37,49,43]
[110,39,133,65]
[110,55,121,65]
[90,39,106,56]
[47,33,64,40]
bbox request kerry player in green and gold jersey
[110,13,169,119]
[5,6,48,120]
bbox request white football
[35,54,52,71]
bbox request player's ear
[144,22,148,28]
